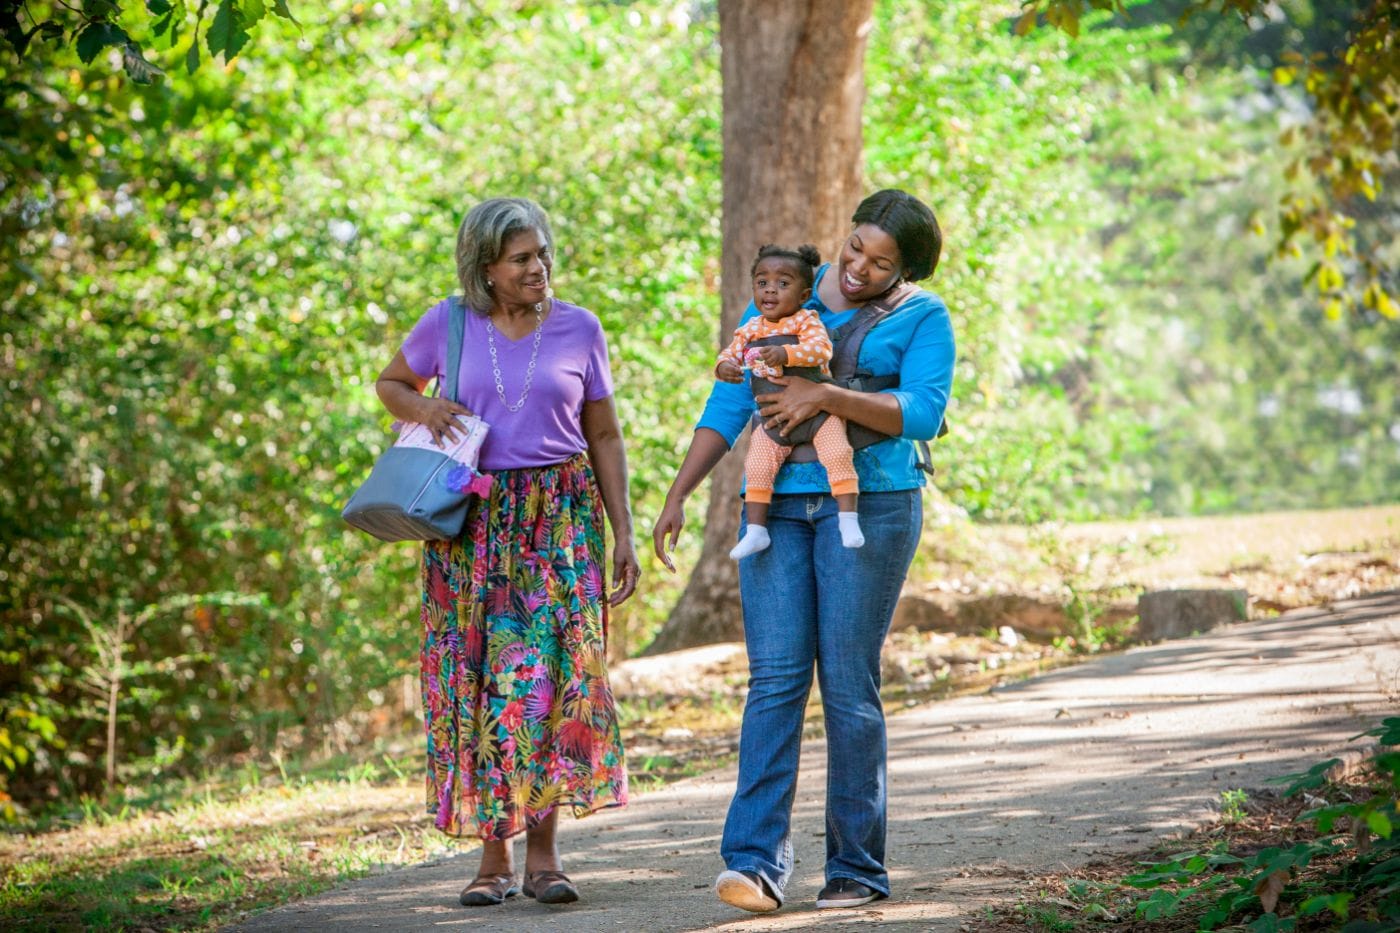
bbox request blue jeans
[720,489,922,900]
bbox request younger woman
[655,190,954,912]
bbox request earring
[486,279,494,289]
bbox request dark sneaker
[715,869,780,912]
[816,877,883,909]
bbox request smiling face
[752,256,812,322]
[483,228,552,310]
[836,223,903,302]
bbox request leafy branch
[0,0,298,82]
[1016,0,1399,322]
[51,591,267,788]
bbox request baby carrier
[747,282,946,473]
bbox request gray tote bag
[342,299,490,542]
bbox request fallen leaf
[1354,819,1372,854]
[1253,869,1287,914]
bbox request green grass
[1,654,1030,930]
[7,506,1396,930]
[0,753,457,931]
[0,701,748,931]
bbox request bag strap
[442,296,466,404]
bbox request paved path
[229,590,1400,931]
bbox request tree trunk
[105,669,119,788]
[105,611,127,788]
[644,0,875,655]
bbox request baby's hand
[754,346,787,367]
[715,359,744,383]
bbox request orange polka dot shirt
[717,308,833,380]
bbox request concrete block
[1137,588,1248,641]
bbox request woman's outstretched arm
[652,427,730,573]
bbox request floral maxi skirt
[420,453,627,839]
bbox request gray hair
[455,198,555,312]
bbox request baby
[716,244,863,560]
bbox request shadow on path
[228,590,1400,931]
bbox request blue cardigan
[696,263,955,494]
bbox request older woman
[654,189,954,912]
[376,197,638,907]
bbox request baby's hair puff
[751,243,821,290]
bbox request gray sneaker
[715,869,780,912]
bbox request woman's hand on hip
[418,396,475,447]
[651,497,686,573]
[755,377,830,438]
[609,538,641,606]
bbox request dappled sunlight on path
[228,591,1400,931]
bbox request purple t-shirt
[401,297,614,470]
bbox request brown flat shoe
[459,872,519,907]
[523,869,579,904]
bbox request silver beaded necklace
[485,302,544,412]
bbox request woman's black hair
[751,243,822,290]
[851,189,941,281]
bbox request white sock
[729,524,771,560]
[838,511,865,548]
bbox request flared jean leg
[721,490,922,900]
[720,496,821,900]
[814,489,922,895]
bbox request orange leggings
[744,416,858,505]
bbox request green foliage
[1120,717,1400,930]
[1,0,722,811]
[0,0,297,85]
[1021,0,1400,321]
[1221,787,1249,824]
[1273,757,1346,797]
[993,7,1400,517]
[1,0,1396,812]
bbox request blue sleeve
[888,296,955,441]
[694,302,762,447]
